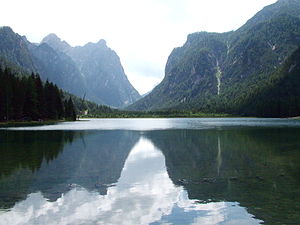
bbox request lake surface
[0,118,299,225]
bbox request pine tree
[11,75,26,120]
[0,66,76,122]
[34,73,46,119]
[53,85,64,119]
[23,74,39,120]
[2,68,13,121]
[44,81,57,119]
[64,97,76,121]
[0,68,6,121]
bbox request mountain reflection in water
[0,135,261,225]
[0,119,299,225]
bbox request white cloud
[0,137,262,225]
[0,0,277,94]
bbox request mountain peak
[97,39,107,46]
[0,26,14,33]
[84,39,107,49]
[41,33,70,52]
[42,33,60,42]
[129,0,300,113]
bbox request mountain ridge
[0,27,141,108]
[41,34,141,107]
[128,0,300,117]
[0,26,36,73]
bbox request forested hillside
[230,46,300,117]
[128,0,300,117]
[0,67,76,121]
[0,27,140,108]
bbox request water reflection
[0,130,138,208]
[0,136,261,225]
[146,128,300,224]
[0,131,76,177]
[0,122,299,225]
[0,130,81,209]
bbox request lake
[0,118,299,225]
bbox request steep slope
[231,46,300,117]
[0,28,140,108]
[42,35,141,107]
[0,27,36,72]
[29,43,86,98]
[41,33,71,52]
[129,0,300,115]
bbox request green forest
[0,67,76,122]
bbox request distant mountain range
[1,0,299,116]
[129,0,300,117]
[0,28,141,108]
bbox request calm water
[0,118,299,225]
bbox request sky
[0,0,277,94]
[0,136,261,224]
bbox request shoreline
[287,116,300,120]
[1,116,299,128]
[79,113,233,119]
[0,120,65,128]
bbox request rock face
[41,36,141,107]
[0,28,141,107]
[29,42,86,98]
[129,0,300,116]
[0,26,36,72]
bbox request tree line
[0,67,76,122]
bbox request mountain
[41,34,141,107]
[29,42,86,98]
[0,28,141,108]
[0,26,36,73]
[129,0,300,117]
[232,46,300,117]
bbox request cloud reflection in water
[0,138,261,225]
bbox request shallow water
[0,118,299,225]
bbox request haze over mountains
[129,0,300,117]
[0,28,141,108]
